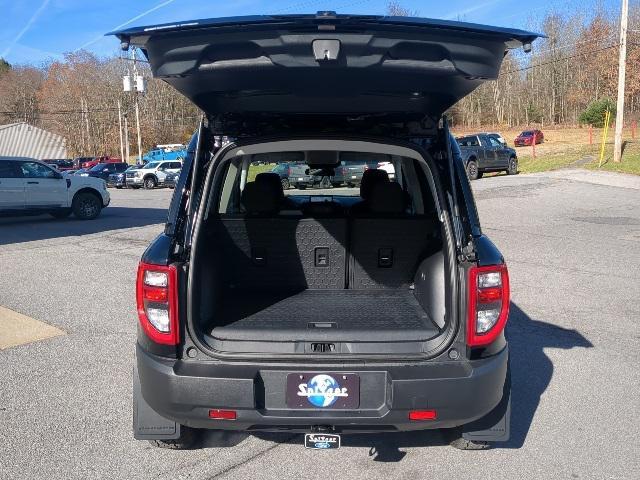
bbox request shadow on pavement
[198,302,593,460]
[0,206,168,245]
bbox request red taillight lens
[136,262,179,345]
[409,410,437,421]
[467,264,510,347]
[208,409,237,420]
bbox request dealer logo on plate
[297,374,348,407]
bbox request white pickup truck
[0,157,110,220]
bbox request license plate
[298,177,304,181]
[286,373,360,409]
[351,175,357,179]
[305,433,340,450]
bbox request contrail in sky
[78,0,177,50]
[2,0,52,58]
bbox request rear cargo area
[213,289,439,342]
[189,144,451,356]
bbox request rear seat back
[213,217,347,291]
[216,174,435,292]
[349,181,438,289]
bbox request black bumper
[136,344,508,433]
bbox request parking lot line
[0,305,65,350]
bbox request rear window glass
[216,150,434,217]
[456,136,479,147]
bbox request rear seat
[213,172,436,292]
[349,181,439,289]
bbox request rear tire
[144,176,157,189]
[507,157,518,175]
[149,426,200,450]
[466,160,480,180]
[72,192,102,220]
[319,176,331,188]
[49,209,72,219]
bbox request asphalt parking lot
[1,170,639,480]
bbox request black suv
[113,14,538,451]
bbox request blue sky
[0,0,620,65]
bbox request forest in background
[0,2,638,158]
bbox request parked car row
[270,156,396,190]
[45,160,183,190]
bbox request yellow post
[599,110,611,167]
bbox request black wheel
[507,157,518,175]
[49,209,72,219]
[466,160,480,180]
[149,426,201,450]
[144,176,157,189]
[72,192,102,220]
[281,178,290,190]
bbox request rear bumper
[136,343,509,433]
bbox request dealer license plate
[305,433,341,449]
[286,373,360,409]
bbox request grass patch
[247,163,275,182]
[585,151,640,175]
[516,148,589,174]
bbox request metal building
[0,122,67,159]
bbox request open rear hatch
[111,13,539,125]
[117,14,539,359]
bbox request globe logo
[305,374,342,407]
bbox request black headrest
[369,181,406,214]
[241,181,280,214]
[255,172,284,201]
[360,169,389,200]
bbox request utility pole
[123,113,130,162]
[117,99,125,162]
[132,48,143,164]
[614,0,628,163]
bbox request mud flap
[462,363,511,442]
[133,364,181,440]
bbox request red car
[81,155,123,169]
[514,129,544,147]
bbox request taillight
[467,264,510,347]
[136,262,179,345]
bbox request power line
[500,42,621,75]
